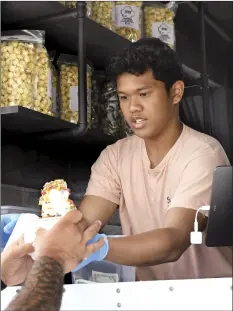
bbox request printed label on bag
[69,86,78,112]
[47,69,52,97]
[91,271,119,283]
[152,22,175,47]
[115,5,140,29]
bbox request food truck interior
[1,1,232,287]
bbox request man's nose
[129,97,142,113]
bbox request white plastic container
[4,214,39,252]
[73,260,136,284]
[4,213,61,259]
[72,235,136,284]
[37,216,61,230]
[1,206,41,252]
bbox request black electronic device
[205,166,233,247]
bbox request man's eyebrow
[118,85,154,94]
[136,86,153,91]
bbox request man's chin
[133,128,152,140]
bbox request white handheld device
[5,213,60,260]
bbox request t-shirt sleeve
[85,144,121,205]
[167,150,229,213]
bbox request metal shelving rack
[1,1,131,144]
[1,1,232,144]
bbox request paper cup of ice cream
[37,179,76,230]
[6,179,77,260]
[37,216,61,230]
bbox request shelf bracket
[199,2,211,135]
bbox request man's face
[117,70,184,140]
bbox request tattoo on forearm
[6,257,64,311]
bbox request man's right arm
[78,195,118,229]
[78,145,121,229]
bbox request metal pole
[230,10,233,163]
[77,1,87,130]
[42,1,88,140]
[199,2,210,135]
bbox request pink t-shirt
[85,124,232,280]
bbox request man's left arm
[106,152,226,267]
[107,209,207,266]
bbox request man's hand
[1,235,34,286]
[34,210,105,274]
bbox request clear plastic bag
[48,51,59,117]
[100,81,134,138]
[115,1,143,42]
[92,2,116,32]
[90,77,101,129]
[1,30,54,115]
[57,54,92,125]
[100,81,122,137]
[144,1,178,50]
[59,1,92,17]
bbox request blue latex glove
[72,233,109,272]
[1,214,20,249]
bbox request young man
[78,38,232,280]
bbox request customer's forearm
[6,257,64,311]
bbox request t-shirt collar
[142,123,187,174]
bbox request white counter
[1,277,232,310]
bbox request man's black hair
[106,38,183,92]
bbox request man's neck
[145,120,183,169]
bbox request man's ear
[170,81,184,105]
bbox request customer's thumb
[17,235,34,256]
[35,228,47,241]
[15,241,34,258]
[22,243,35,255]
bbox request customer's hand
[1,235,34,286]
[34,210,105,274]
[1,214,20,249]
[72,233,109,272]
